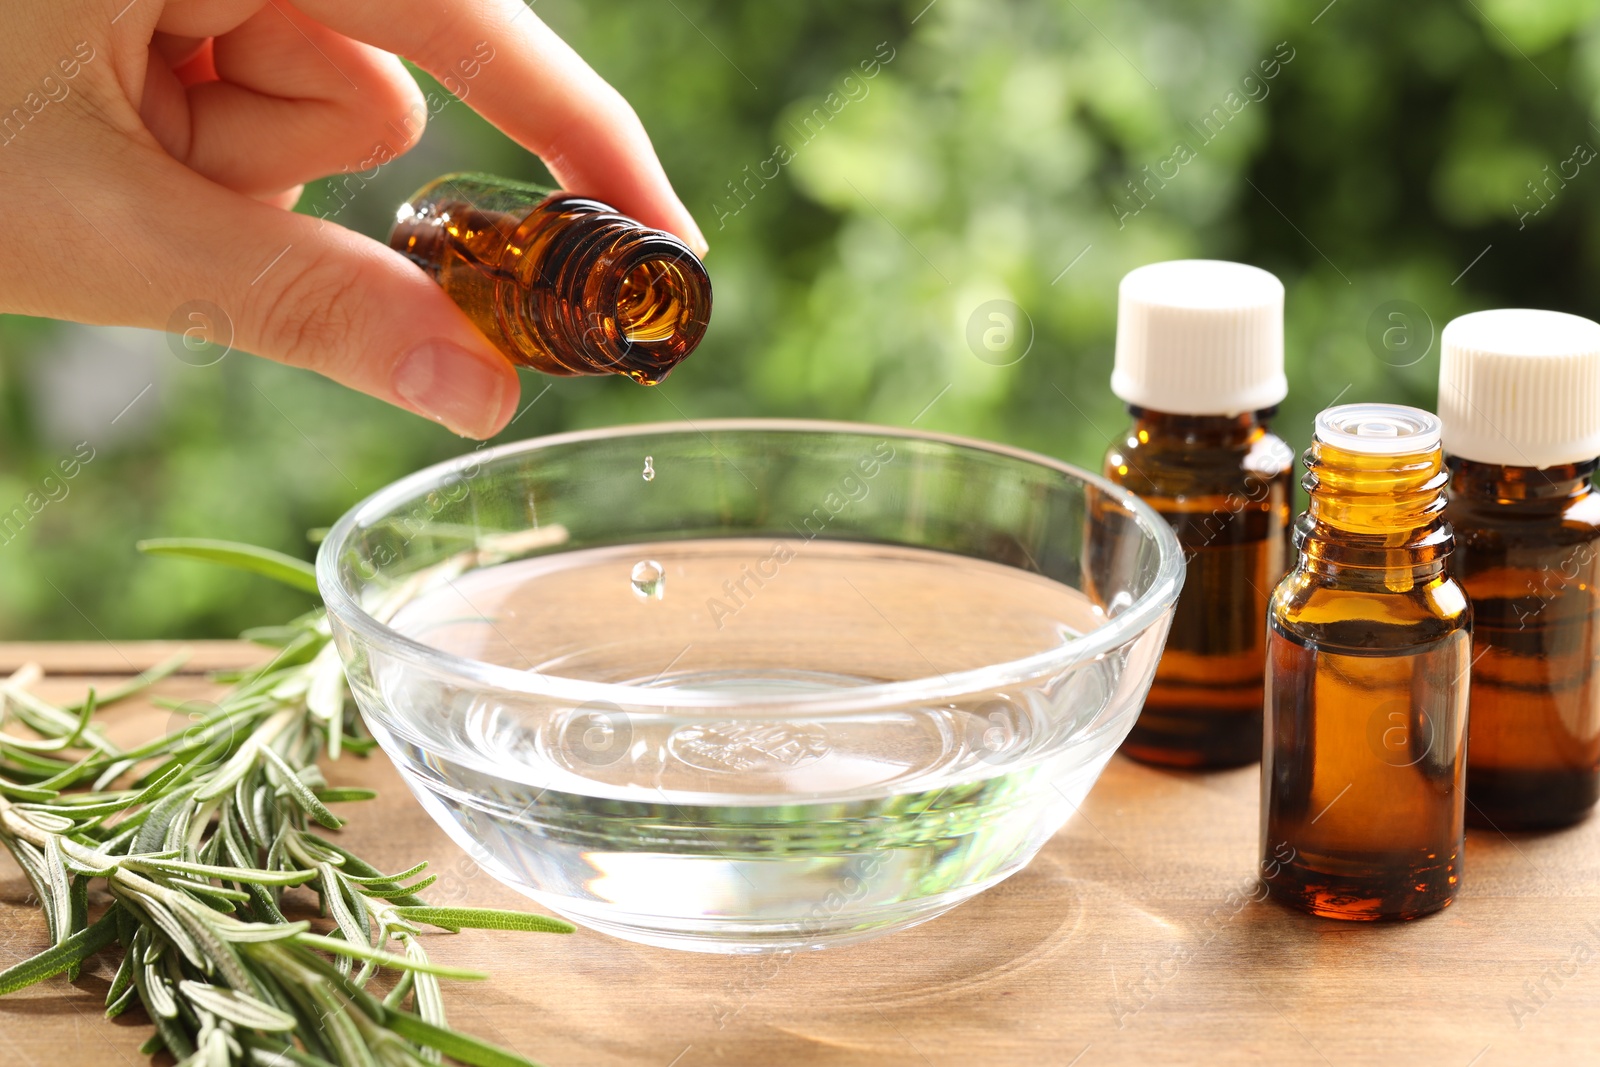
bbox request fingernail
[682,212,710,259]
[393,339,514,439]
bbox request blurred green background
[3,0,1598,639]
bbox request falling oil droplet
[642,456,655,482]
[630,560,665,601]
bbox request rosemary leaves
[0,539,570,1067]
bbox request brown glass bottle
[1262,404,1470,921]
[1446,460,1600,828]
[1104,408,1294,766]
[389,173,711,384]
[1436,307,1600,829]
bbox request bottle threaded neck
[1297,403,1453,577]
[1303,440,1448,537]
[528,201,711,384]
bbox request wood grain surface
[0,642,1593,1066]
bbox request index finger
[296,0,708,255]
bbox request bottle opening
[598,239,712,385]
[1314,403,1441,456]
[617,258,693,345]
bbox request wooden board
[0,642,1593,1066]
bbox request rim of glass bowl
[316,419,1184,716]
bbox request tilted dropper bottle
[390,173,712,385]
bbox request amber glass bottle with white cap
[1103,260,1294,767]
[1262,404,1470,921]
[1439,309,1600,829]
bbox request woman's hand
[0,0,707,438]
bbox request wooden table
[0,642,1594,1066]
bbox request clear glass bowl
[318,420,1182,953]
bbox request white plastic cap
[1438,309,1600,469]
[1111,260,1287,416]
[1315,403,1440,456]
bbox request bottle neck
[499,194,713,385]
[1126,406,1275,449]
[1447,457,1595,512]
[1296,439,1452,587]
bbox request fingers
[17,142,520,439]
[295,0,709,255]
[142,5,425,197]
[154,0,271,38]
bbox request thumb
[60,151,522,440]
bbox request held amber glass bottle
[1439,309,1600,829]
[1262,404,1470,921]
[1103,260,1294,768]
[390,173,712,384]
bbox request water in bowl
[376,538,1119,951]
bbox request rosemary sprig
[0,539,572,1067]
